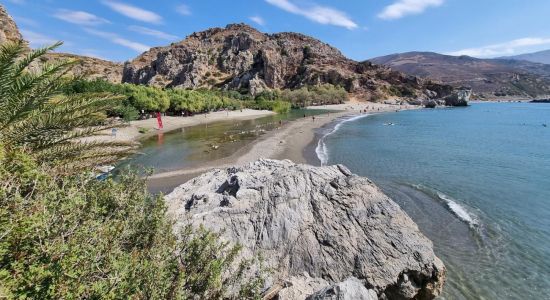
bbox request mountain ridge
[2,4,454,102]
[500,49,550,65]
[122,23,453,101]
[370,51,550,99]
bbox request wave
[315,114,371,166]
[437,192,480,228]
[411,184,481,229]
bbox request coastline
[147,102,419,193]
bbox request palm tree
[0,41,136,173]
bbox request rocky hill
[166,159,446,299]
[0,5,24,45]
[40,53,123,83]
[2,3,452,101]
[123,24,452,101]
[501,49,550,65]
[371,52,550,99]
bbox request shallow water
[120,109,331,173]
[317,103,550,299]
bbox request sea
[314,102,550,299]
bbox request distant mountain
[501,49,550,65]
[370,52,550,99]
[122,24,453,100]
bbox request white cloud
[102,1,162,24]
[249,16,266,26]
[447,37,550,57]
[20,29,59,48]
[85,29,150,52]
[265,0,357,30]
[176,4,192,16]
[378,0,444,20]
[53,9,109,26]
[128,25,178,41]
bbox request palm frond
[0,41,137,173]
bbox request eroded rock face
[165,159,446,299]
[123,23,452,100]
[0,5,26,46]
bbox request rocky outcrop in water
[444,88,471,106]
[165,159,446,299]
[123,23,452,101]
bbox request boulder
[165,159,446,299]
[445,88,472,106]
[306,278,378,300]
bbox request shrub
[272,100,291,114]
[0,147,265,299]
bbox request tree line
[64,79,348,120]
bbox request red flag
[156,112,163,129]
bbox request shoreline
[147,102,419,193]
[83,109,275,144]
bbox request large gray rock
[165,159,446,299]
[306,278,378,300]
[445,88,472,106]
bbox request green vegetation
[0,41,135,173]
[0,42,265,299]
[272,100,291,114]
[0,148,264,299]
[65,80,348,120]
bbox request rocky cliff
[0,5,24,45]
[165,159,446,299]
[123,24,452,101]
[371,51,550,99]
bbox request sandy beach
[146,101,418,193]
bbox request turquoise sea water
[316,103,550,299]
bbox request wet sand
[147,102,417,194]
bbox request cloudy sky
[4,0,550,61]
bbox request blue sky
[4,0,550,62]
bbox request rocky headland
[165,159,446,299]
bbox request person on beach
[312,116,315,122]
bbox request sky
[3,0,550,62]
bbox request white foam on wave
[410,183,481,230]
[315,114,371,166]
[437,192,480,229]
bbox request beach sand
[146,101,418,193]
